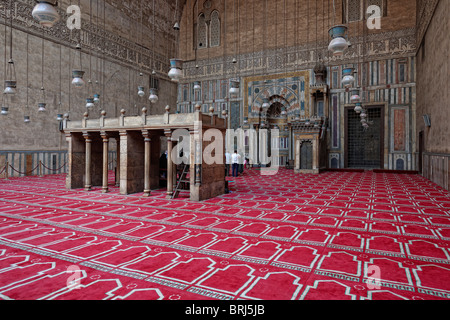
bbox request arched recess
[260,101,288,127]
[251,86,299,117]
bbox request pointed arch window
[196,10,221,49]
[210,10,221,48]
[197,13,207,49]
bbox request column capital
[82,131,92,142]
[100,131,109,141]
[142,129,152,141]
[164,129,172,138]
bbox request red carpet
[0,168,449,300]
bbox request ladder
[172,164,189,199]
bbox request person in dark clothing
[159,151,168,187]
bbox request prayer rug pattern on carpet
[0,168,449,300]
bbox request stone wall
[0,0,179,153]
[416,0,450,190]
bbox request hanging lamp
[342,67,355,88]
[136,85,145,100]
[4,80,16,95]
[72,70,85,88]
[229,0,240,98]
[4,60,17,94]
[85,98,95,109]
[229,80,240,96]
[168,58,183,82]
[193,81,201,91]
[38,29,46,113]
[24,33,31,123]
[56,43,63,121]
[350,88,361,104]
[4,2,17,95]
[85,78,95,109]
[328,25,348,56]
[38,88,47,112]
[86,4,96,111]
[91,0,101,105]
[360,109,367,119]
[38,89,47,112]
[149,70,159,103]
[168,0,183,82]
[32,1,60,28]
[138,86,145,97]
[136,5,146,101]
[137,72,145,97]
[92,81,100,104]
[354,102,363,114]
[72,44,85,88]
[149,88,159,104]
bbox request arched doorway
[260,101,289,167]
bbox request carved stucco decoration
[183,27,417,81]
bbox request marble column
[119,131,127,195]
[295,139,301,172]
[83,132,92,191]
[101,132,109,193]
[142,130,151,197]
[115,137,120,187]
